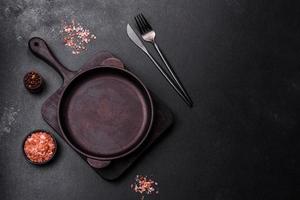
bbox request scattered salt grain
[61,19,96,55]
[131,175,159,200]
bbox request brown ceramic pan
[29,37,154,166]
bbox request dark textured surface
[0,0,299,199]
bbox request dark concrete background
[0,0,299,199]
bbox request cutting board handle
[29,37,74,82]
[86,158,111,169]
[101,57,125,69]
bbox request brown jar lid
[23,71,44,93]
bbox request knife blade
[127,24,149,54]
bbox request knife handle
[144,51,192,107]
[153,42,193,105]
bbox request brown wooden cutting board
[41,51,173,180]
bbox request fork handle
[144,51,192,107]
[153,42,193,105]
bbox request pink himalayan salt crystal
[62,19,96,55]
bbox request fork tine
[135,14,146,34]
[139,13,152,31]
[137,14,146,33]
[137,14,148,32]
[134,16,143,34]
